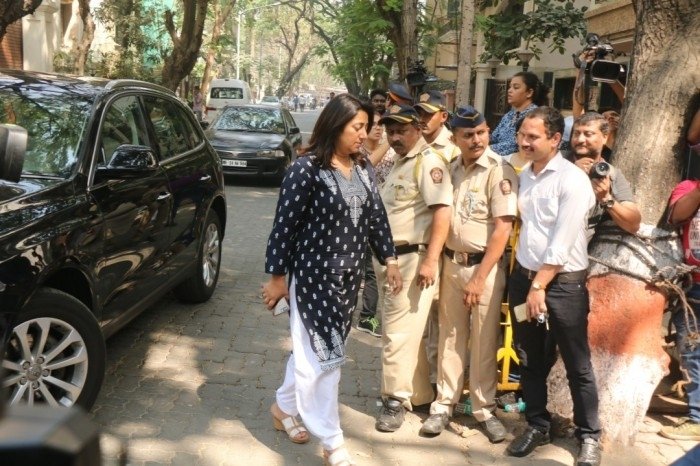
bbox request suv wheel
[174,210,222,303]
[2,288,106,410]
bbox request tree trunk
[0,0,43,41]
[201,1,235,100]
[161,0,209,91]
[455,0,475,107]
[276,51,309,97]
[613,0,700,224]
[73,0,94,76]
[376,0,418,79]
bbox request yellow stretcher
[497,302,520,391]
[496,210,522,392]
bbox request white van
[206,78,252,122]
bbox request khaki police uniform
[423,124,459,384]
[430,125,460,162]
[431,147,518,422]
[375,137,453,409]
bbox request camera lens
[590,161,610,179]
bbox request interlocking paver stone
[90,182,696,465]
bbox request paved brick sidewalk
[90,183,695,465]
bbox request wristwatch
[531,281,544,291]
[385,257,399,266]
[600,197,615,209]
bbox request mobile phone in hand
[513,303,528,322]
[273,297,290,316]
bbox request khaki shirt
[447,147,518,253]
[429,126,460,162]
[381,137,453,245]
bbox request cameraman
[572,34,625,118]
[571,112,641,235]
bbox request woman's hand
[386,264,403,296]
[261,274,289,310]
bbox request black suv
[0,70,227,410]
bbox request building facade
[424,0,633,120]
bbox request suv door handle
[157,192,172,201]
[199,174,211,182]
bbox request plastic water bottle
[503,398,526,413]
[455,398,472,415]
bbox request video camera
[583,33,614,61]
[406,60,438,96]
[589,161,611,180]
[573,33,626,84]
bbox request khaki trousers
[430,257,505,422]
[375,251,440,409]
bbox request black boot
[576,438,601,466]
[376,398,405,432]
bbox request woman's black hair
[301,93,374,169]
[512,71,550,106]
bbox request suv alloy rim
[202,222,221,288]
[2,317,88,407]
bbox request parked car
[0,70,227,410]
[205,104,302,181]
[205,78,252,122]
[259,95,281,107]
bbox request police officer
[374,104,453,433]
[414,90,460,161]
[420,107,517,442]
[414,90,460,389]
[386,82,414,107]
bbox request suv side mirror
[289,127,300,134]
[0,124,27,183]
[96,145,159,179]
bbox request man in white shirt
[505,107,602,466]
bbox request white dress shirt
[516,152,595,272]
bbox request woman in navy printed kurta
[261,94,400,465]
[265,155,395,369]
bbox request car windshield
[214,107,285,133]
[0,83,93,178]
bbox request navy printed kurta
[490,103,538,156]
[265,156,396,371]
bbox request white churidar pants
[275,276,344,451]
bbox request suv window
[0,86,92,178]
[143,96,196,159]
[99,96,149,167]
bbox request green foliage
[93,0,172,81]
[319,0,394,94]
[475,0,587,65]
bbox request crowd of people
[260,73,700,466]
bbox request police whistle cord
[588,226,700,349]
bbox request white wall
[23,0,116,73]
[23,0,61,72]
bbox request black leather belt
[395,243,427,255]
[515,262,587,283]
[444,247,485,266]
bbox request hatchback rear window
[210,87,244,99]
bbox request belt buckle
[455,252,469,265]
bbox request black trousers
[508,268,601,440]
